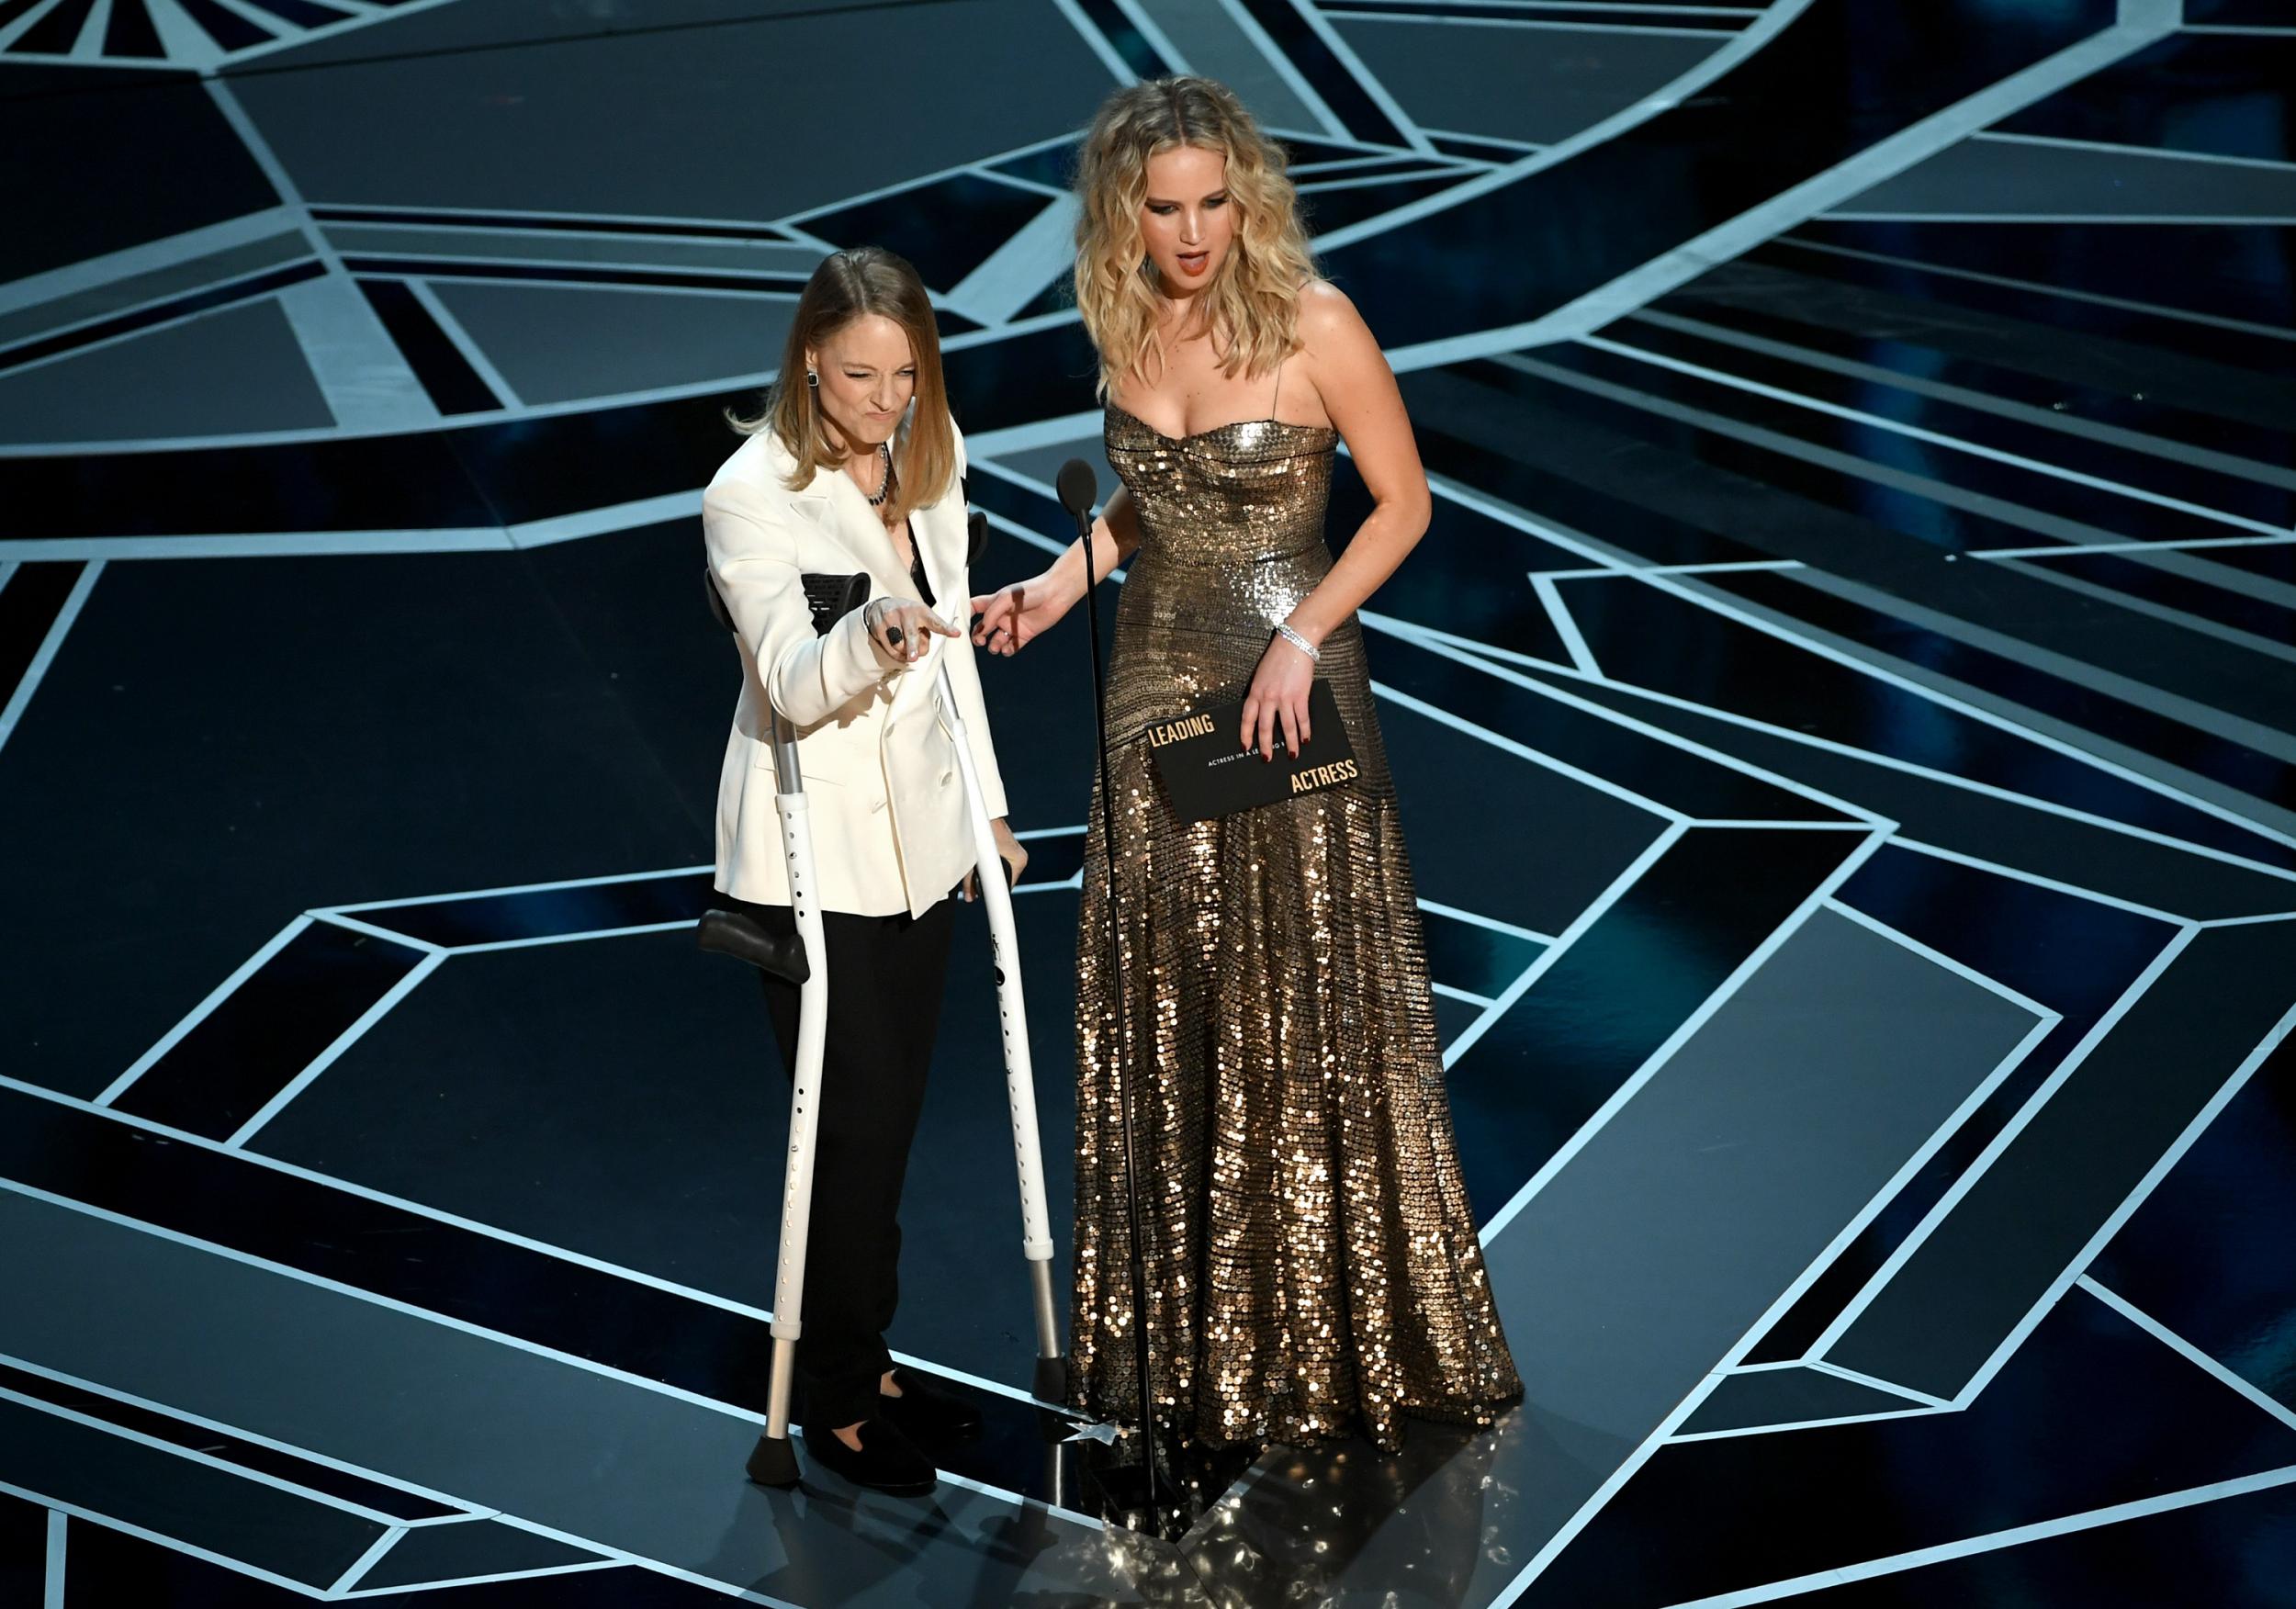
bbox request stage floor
[3,0,2294,1603]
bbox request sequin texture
[1068,405,1523,1454]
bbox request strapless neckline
[1106,401,1337,445]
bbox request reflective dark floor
[4,1,2294,1604]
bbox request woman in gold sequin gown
[972,78,1521,1455]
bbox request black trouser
[734,894,956,1430]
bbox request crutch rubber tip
[744,1433,802,1488]
[1032,1356,1069,1406]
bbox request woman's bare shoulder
[1295,279,1377,360]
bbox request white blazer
[703,417,1008,919]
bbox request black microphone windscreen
[1056,458,1098,518]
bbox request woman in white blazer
[704,247,1024,1497]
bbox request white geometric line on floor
[1325,10,1752,33]
[0,534,515,561]
[5,1072,1065,1414]
[0,1352,488,1521]
[1431,982,1500,1008]
[1483,863,2049,1608]
[1111,0,1194,71]
[1973,534,2296,559]
[1660,1466,2296,1608]
[342,1558,622,1598]
[327,1525,408,1597]
[1627,307,2296,494]
[0,559,101,759]
[226,952,445,1149]
[1806,1359,1953,1410]
[1361,614,1577,674]
[1314,0,1816,252]
[1630,567,2296,857]
[1483,824,1895,1240]
[2200,911,2296,928]
[1665,1403,1939,1444]
[1953,996,2296,1411]
[1690,819,1875,829]
[0,1383,406,1524]
[1368,672,1690,825]
[1491,648,2296,885]
[1825,211,2296,226]
[1015,870,1086,894]
[1380,619,1890,827]
[1398,5,2172,367]
[1578,333,2290,537]
[446,920,699,955]
[1,1480,328,1600]
[1014,823,1087,839]
[349,268,796,306]
[0,298,1048,461]
[400,1513,495,1528]
[42,1510,62,1609]
[1725,1359,1803,1374]
[1884,837,2193,924]
[1969,129,2296,174]
[1531,572,1601,674]
[0,208,303,318]
[0,1179,1078,1540]
[308,913,446,954]
[2077,1277,2296,1437]
[322,864,713,915]
[946,193,1084,326]
[1415,896,1555,944]
[1821,899,2062,1024]
[1775,236,2296,346]
[1476,825,1890,1246]
[404,280,526,411]
[0,561,14,597]
[1050,0,1140,81]
[510,489,707,549]
[967,411,1108,459]
[1992,556,2296,672]
[1278,0,1442,155]
[1211,0,1353,141]
[5,1484,328,1599]
[1417,124,1541,153]
[1450,822,1685,1079]
[0,0,64,51]
[1536,560,1806,579]
[1304,163,1476,193]
[94,916,317,1108]
[1802,927,2197,1372]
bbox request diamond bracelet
[1273,623,1320,662]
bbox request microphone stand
[1061,463,1160,1521]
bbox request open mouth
[1176,250,1210,274]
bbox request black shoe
[800,1416,937,1497]
[878,1367,984,1446]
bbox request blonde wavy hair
[1073,77,1317,397]
[730,246,957,528]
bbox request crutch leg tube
[742,712,831,1489]
[700,565,863,1490]
[937,655,1065,1403]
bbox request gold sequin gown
[1068,403,1523,1455]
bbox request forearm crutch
[698,568,867,1490]
[944,511,1064,1403]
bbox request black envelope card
[1145,679,1357,823]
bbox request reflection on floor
[3,0,2294,1603]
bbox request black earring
[805,369,819,388]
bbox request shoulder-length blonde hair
[1073,76,1316,397]
[732,246,958,526]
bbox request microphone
[1056,458,1097,534]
